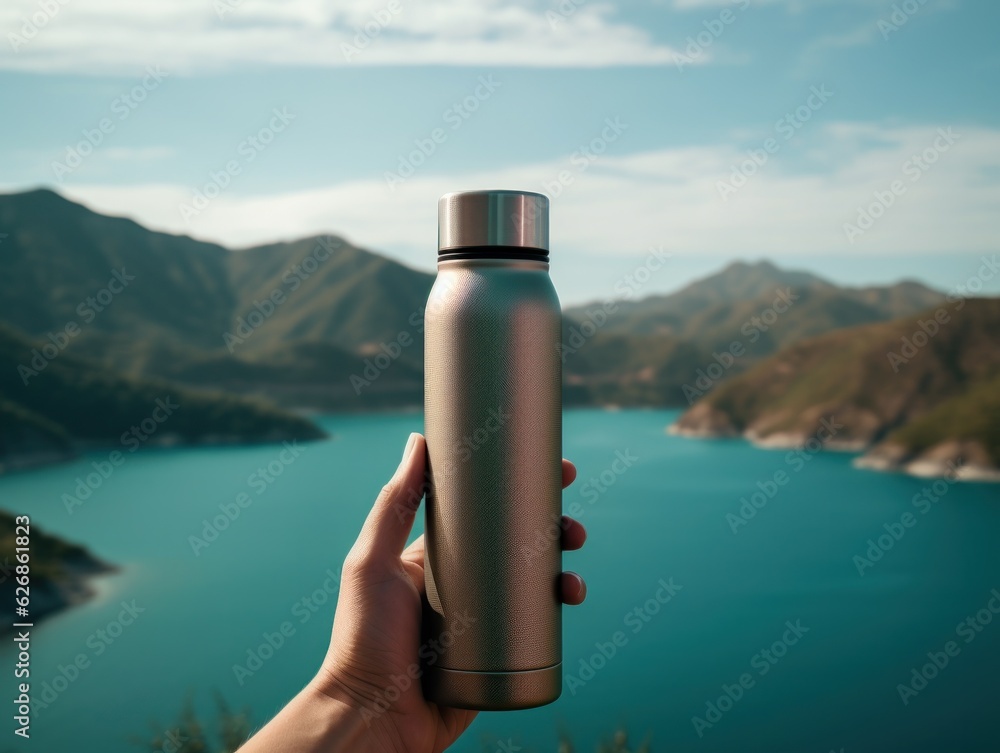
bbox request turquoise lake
[1,409,998,752]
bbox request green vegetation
[0,323,327,468]
[0,396,73,467]
[0,190,949,412]
[564,259,943,352]
[887,374,1000,466]
[0,510,113,626]
[4,190,996,474]
[132,695,651,753]
[131,694,252,753]
[675,298,1000,473]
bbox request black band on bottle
[437,246,549,262]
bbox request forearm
[238,684,380,753]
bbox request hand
[239,432,587,753]
[311,432,587,753]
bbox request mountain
[860,374,1000,480]
[0,189,434,409]
[0,324,327,472]
[0,397,74,471]
[566,260,833,336]
[0,188,235,350]
[0,190,953,412]
[227,237,433,355]
[673,298,1000,479]
[0,189,435,355]
[565,260,945,356]
[562,331,712,407]
[561,260,945,406]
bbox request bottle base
[423,663,562,711]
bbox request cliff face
[672,299,1000,480]
[0,511,116,630]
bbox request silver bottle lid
[438,190,549,253]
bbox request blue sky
[1,0,998,303]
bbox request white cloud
[57,123,1000,267]
[0,0,681,74]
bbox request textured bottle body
[423,258,562,709]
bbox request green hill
[673,298,1000,479]
[862,374,1000,480]
[566,260,944,359]
[0,189,430,410]
[0,324,327,471]
[0,188,235,349]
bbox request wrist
[238,681,384,753]
[299,683,375,752]
[303,674,403,753]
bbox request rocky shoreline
[668,418,1000,483]
[854,439,1000,482]
[0,512,118,631]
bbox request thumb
[353,432,426,566]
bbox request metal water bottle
[422,190,562,710]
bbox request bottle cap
[438,190,549,255]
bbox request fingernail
[400,432,419,464]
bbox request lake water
[1,409,998,753]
